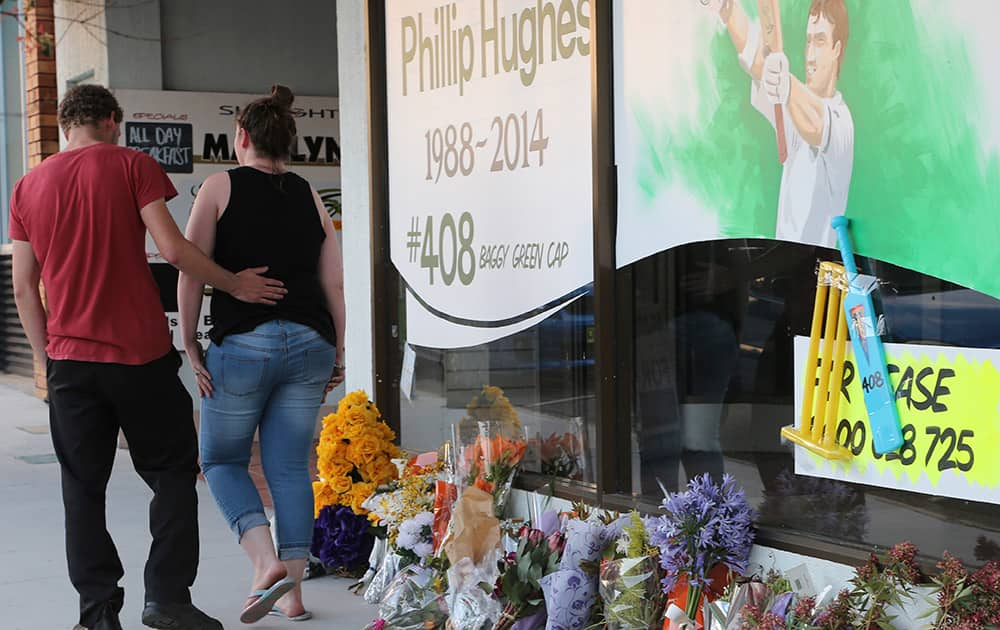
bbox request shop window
[630,239,1000,566]
[398,291,597,486]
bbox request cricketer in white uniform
[712,0,854,248]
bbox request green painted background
[630,1,1000,299]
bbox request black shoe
[80,609,122,630]
[141,603,223,630]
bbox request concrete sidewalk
[0,376,378,630]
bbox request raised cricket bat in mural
[831,216,904,455]
[757,0,788,163]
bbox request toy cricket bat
[831,216,904,454]
[757,0,788,163]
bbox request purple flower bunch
[650,473,756,592]
[311,505,375,569]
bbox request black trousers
[47,349,200,627]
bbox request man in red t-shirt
[10,86,286,630]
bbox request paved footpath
[0,375,377,630]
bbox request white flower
[615,532,630,556]
[413,511,434,527]
[396,531,418,550]
[412,542,433,560]
[398,519,420,537]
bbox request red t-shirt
[9,143,178,365]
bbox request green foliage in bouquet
[487,525,566,630]
[599,512,666,630]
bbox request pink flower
[792,595,816,622]
[547,531,566,554]
[527,529,545,546]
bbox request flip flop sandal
[240,577,297,624]
[268,608,314,621]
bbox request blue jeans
[200,320,335,560]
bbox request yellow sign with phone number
[793,337,1000,504]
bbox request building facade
[4,2,1000,621]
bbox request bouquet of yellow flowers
[311,390,402,571]
[313,390,402,517]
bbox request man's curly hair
[57,85,123,132]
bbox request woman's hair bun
[270,84,294,109]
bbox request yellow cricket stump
[781,262,853,460]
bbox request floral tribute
[364,465,439,540]
[312,506,375,571]
[313,390,401,517]
[650,473,756,624]
[490,524,566,630]
[926,550,1000,629]
[459,386,527,515]
[357,458,447,605]
[728,541,1000,630]
[540,430,585,480]
[311,390,402,571]
[599,512,666,629]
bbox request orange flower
[360,460,378,483]
[360,454,393,484]
[322,457,354,479]
[313,481,336,518]
[317,439,336,462]
[474,477,495,494]
[321,411,341,427]
[464,440,484,466]
[344,406,370,428]
[320,423,345,444]
[355,435,382,462]
[343,420,366,440]
[387,442,403,460]
[349,482,376,514]
[491,434,526,466]
[329,475,352,494]
[338,390,370,415]
[345,442,364,466]
[333,441,349,460]
[375,422,396,442]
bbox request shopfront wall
[358,0,1000,588]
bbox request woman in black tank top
[177,85,345,624]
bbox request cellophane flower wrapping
[459,420,527,518]
[455,386,527,517]
[443,486,504,630]
[364,544,403,605]
[366,563,450,630]
[540,568,596,630]
[598,512,666,630]
[532,517,603,630]
[540,419,586,481]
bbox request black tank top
[208,167,336,347]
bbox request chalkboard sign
[125,122,194,174]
